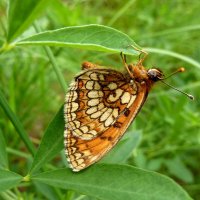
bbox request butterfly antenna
[163,67,185,79]
[160,80,194,100]
[159,67,194,100]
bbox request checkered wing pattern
[64,64,147,171]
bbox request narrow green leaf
[7,0,49,42]
[165,157,194,183]
[29,106,64,174]
[144,47,200,69]
[34,22,67,92]
[137,24,200,39]
[17,24,140,55]
[32,164,192,200]
[0,170,22,192]
[101,130,141,163]
[108,0,137,26]
[0,130,8,169]
[0,89,35,156]
[34,182,60,200]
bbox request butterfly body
[64,61,163,171]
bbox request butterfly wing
[64,67,148,171]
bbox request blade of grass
[33,23,67,92]
[0,192,16,200]
[137,24,200,39]
[144,47,200,69]
[0,129,8,169]
[7,147,30,159]
[7,0,49,42]
[3,190,17,199]
[0,89,35,156]
[108,0,136,26]
[34,182,60,200]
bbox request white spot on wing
[127,95,136,108]
[100,108,112,122]
[85,80,94,90]
[86,106,98,114]
[104,114,114,127]
[88,130,97,136]
[107,82,117,90]
[88,91,103,98]
[121,92,131,104]
[73,120,81,128]
[108,88,123,102]
[94,81,101,90]
[90,72,98,80]
[99,74,105,81]
[98,103,105,110]
[88,98,100,106]
[90,111,102,119]
[65,112,76,121]
[112,108,119,118]
[80,126,89,133]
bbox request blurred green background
[0,0,199,199]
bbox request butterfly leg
[137,49,148,66]
[120,52,128,68]
[120,52,134,78]
[126,45,148,66]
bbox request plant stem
[33,23,67,92]
[144,47,200,69]
[108,0,136,26]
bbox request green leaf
[165,157,194,183]
[17,24,140,55]
[144,47,200,69]
[0,89,35,156]
[33,182,60,200]
[0,170,22,192]
[7,0,49,42]
[101,130,141,163]
[0,130,8,169]
[32,164,192,200]
[29,106,64,175]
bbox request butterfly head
[127,64,164,83]
[147,68,164,82]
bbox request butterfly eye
[147,69,164,81]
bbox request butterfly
[64,51,193,172]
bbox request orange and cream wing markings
[64,77,147,171]
[64,61,151,171]
[65,67,137,141]
[64,57,192,171]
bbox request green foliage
[7,0,49,42]
[32,164,192,200]
[29,106,64,175]
[0,89,35,155]
[17,25,139,55]
[0,130,8,169]
[0,170,23,192]
[0,0,199,199]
